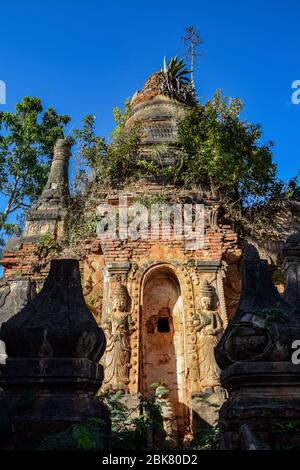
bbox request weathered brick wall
[1,243,42,279]
[1,221,241,316]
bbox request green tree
[278,172,300,202]
[99,123,141,187]
[0,97,71,250]
[177,90,277,205]
[74,103,141,189]
[111,98,131,140]
[73,114,107,171]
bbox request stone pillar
[44,138,70,193]
[215,243,300,450]
[23,138,71,239]
[0,259,110,450]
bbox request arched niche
[139,264,189,434]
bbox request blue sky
[1,0,300,183]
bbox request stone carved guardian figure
[193,280,224,392]
[103,283,134,392]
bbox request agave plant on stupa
[160,56,196,105]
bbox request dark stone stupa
[215,242,300,450]
[0,259,110,450]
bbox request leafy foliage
[177,90,277,205]
[74,107,141,189]
[270,419,300,450]
[36,383,224,451]
[111,98,132,140]
[191,426,220,450]
[73,114,107,171]
[38,419,107,450]
[100,384,170,450]
[62,193,101,255]
[99,122,141,187]
[0,97,71,251]
[137,145,186,184]
[37,383,173,451]
[271,172,300,202]
[34,233,61,259]
[74,87,286,221]
[28,233,63,274]
[165,56,191,83]
[73,78,290,221]
[134,193,168,208]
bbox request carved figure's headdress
[114,283,129,301]
[200,279,214,298]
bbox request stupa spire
[23,138,71,238]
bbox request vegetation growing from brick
[70,86,299,245]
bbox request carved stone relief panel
[103,283,134,392]
[83,255,105,322]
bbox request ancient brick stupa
[0,67,246,443]
[125,71,190,150]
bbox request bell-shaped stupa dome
[125,71,195,149]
